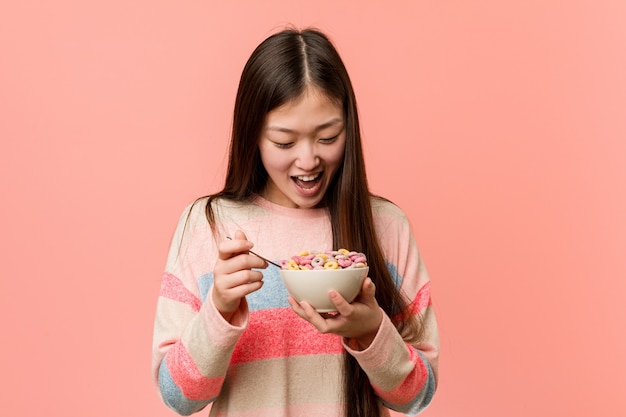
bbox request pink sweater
[152,195,439,416]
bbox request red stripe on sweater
[166,342,225,400]
[392,282,432,323]
[231,308,343,364]
[372,346,428,404]
[160,272,202,312]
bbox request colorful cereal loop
[323,261,339,270]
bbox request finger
[287,296,306,317]
[287,298,322,326]
[218,237,253,261]
[217,270,264,295]
[231,253,268,271]
[299,301,333,331]
[212,279,263,313]
[214,269,264,294]
[288,296,313,317]
[239,280,264,296]
[214,253,266,278]
[328,289,352,316]
[233,230,248,241]
[220,230,252,257]
[360,277,378,305]
[288,297,318,320]
[221,278,264,298]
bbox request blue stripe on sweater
[158,358,213,416]
[198,267,291,310]
[381,350,436,416]
[386,261,402,289]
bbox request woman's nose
[295,143,319,170]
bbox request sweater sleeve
[343,201,439,415]
[151,202,248,415]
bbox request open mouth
[292,173,323,192]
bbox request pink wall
[2,1,625,416]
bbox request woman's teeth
[293,173,322,191]
[295,174,320,181]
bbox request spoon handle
[225,237,282,268]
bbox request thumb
[233,230,248,241]
[363,277,376,299]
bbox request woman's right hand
[212,230,267,321]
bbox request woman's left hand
[287,277,383,350]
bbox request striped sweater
[152,195,439,416]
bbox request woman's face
[259,87,346,209]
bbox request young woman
[152,28,439,417]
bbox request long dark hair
[204,28,420,417]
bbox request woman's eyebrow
[266,117,344,133]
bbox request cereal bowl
[280,267,369,312]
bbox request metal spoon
[226,237,282,268]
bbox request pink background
[2,1,625,416]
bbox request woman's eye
[319,135,339,144]
[274,141,293,149]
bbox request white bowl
[280,267,369,312]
